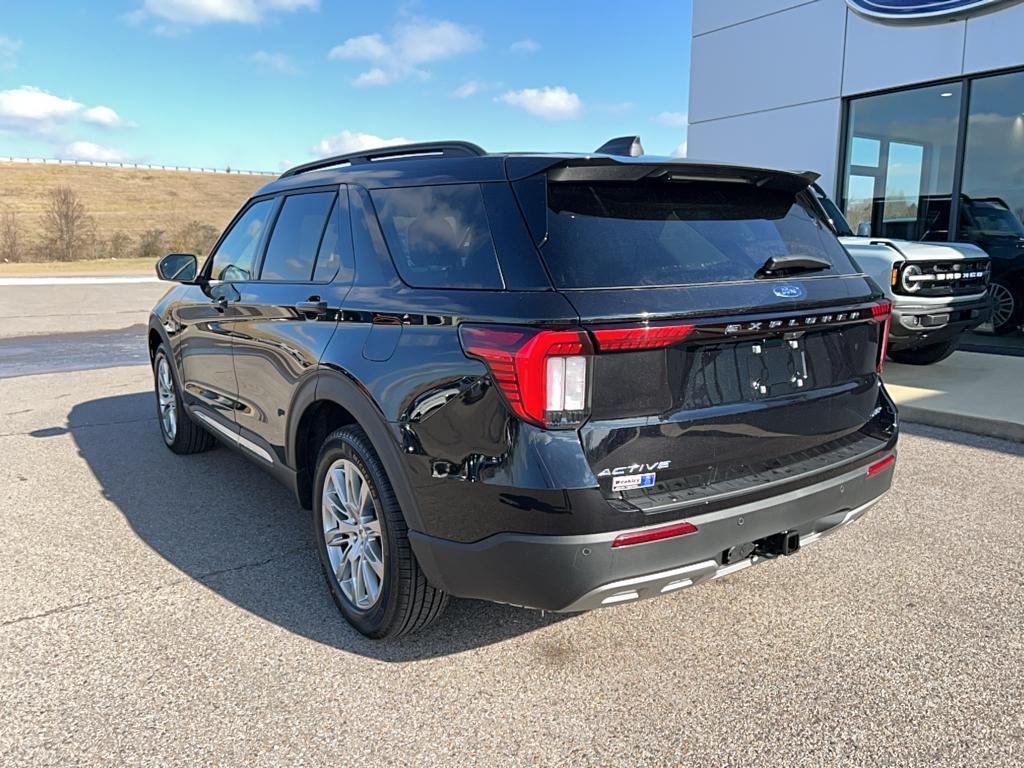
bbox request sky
[0,1,692,172]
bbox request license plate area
[745,336,809,398]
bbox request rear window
[541,181,854,289]
[371,184,503,289]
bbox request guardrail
[0,157,276,176]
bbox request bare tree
[0,206,20,262]
[41,186,94,262]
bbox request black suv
[149,138,898,638]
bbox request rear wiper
[755,254,831,279]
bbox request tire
[153,344,216,454]
[887,338,959,366]
[989,280,1023,336]
[313,425,448,638]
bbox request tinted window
[540,181,853,289]
[841,82,962,240]
[371,184,503,289]
[260,191,335,282]
[960,70,1024,242]
[312,188,353,283]
[210,199,274,281]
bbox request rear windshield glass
[541,181,854,288]
[371,184,503,289]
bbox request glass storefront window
[959,70,1024,336]
[841,71,1024,347]
[842,83,962,241]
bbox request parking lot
[1,284,1023,766]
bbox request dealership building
[687,0,1024,350]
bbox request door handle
[296,299,329,317]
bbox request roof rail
[279,141,487,178]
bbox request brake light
[460,325,592,428]
[611,520,698,548]
[866,453,896,477]
[591,323,695,352]
[872,301,892,373]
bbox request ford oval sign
[846,0,1024,22]
[772,284,805,300]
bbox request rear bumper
[409,451,895,612]
[888,294,990,350]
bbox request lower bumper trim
[561,497,878,612]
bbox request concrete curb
[897,405,1024,443]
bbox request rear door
[530,165,890,502]
[230,186,354,464]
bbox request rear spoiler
[507,156,819,192]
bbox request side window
[210,198,274,281]
[311,187,353,284]
[370,184,504,289]
[260,191,336,282]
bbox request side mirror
[156,253,198,283]
[856,222,872,237]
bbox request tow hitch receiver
[755,530,801,558]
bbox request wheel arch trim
[288,369,424,530]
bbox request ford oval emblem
[772,284,805,300]
[846,0,1024,22]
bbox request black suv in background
[149,138,898,638]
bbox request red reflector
[592,323,695,352]
[866,454,896,477]
[611,520,698,548]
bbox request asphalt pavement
[0,279,1022,766]
[1,362,1022,767]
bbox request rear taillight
[461,321,697,428]
[459,325,593,428]
[591,323,695,352]
[872,301,892,373]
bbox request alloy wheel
[990,282,1016,331]
[322,459,385,610]
[156,357,177,442]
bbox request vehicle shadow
[68,391,569,661]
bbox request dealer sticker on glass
[611,473,656,492]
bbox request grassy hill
[0,161,269,263]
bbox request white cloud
[452,80,481,99]
[330,34,390,61]
[497,86,583,120]
[672,140,687,158]
[0,36,21,70]
[138,0,317,26]
[0,86,81,122]
[329,18,482,86]
[0,86,83,134]
[249,50,298,74]
[0,86,134,143]
[82,105,132,127]
[61,141,128,163]
[657,111,688,127]
[312,130,411,158]
[509,38,540,53]
[451,80,499,99]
